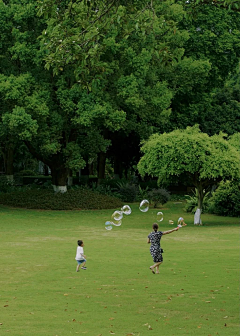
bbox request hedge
[0,188,123,210]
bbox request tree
[137,125,240,224]
[38,0,212,180]
[165,3,240,134]
[228,132,240,151]
[180,0,240,13]
[0,0,124,192]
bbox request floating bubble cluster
[105,206,132,230]
[105,199,185,232]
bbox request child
[75,240,87,272]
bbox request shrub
[147,188,171,208]
[184,188,211,213]
[86,182,120,198]
[139,180,158,189]
[0,176,15,193]
[208,181,240,217]
[14,170,37,176]
[0,188,122,210]
[136,186,150,201]
[116,181,138,202]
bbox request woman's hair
[77,240,83,246]
[153,223,158,232]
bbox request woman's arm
[162,227,179,235]
[147,238,150,244]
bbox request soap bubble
[121,205,131,215]
[139,199,149,212]
[178,217,184,224]
[112,211,123,221]
[157,212,163,222]
[105,221,112,230]
[177,217,184,227]
[111,219,122,227]
[169,220,174,225]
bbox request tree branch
[24,140,52,167]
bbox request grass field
[0,202,239,336]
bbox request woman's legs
[150,262,162,273]
[155,263,162,274]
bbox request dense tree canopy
[0,0,239,193]
[165,3,240,134]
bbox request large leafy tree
[165,3,240,134]
[0,0,41,180]
[184,0,240,12]
[38,0,212,179]
[137,126,240,224]
[0,0,125,191]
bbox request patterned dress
[148,231,163,263]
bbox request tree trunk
[81,162,90,183]
[51,166,68,193]
[113,155,123,179]
[68,169,73,187]
[97,152,106,185]
[44,164,49,176]
[195,184,204,225]
[24,141,69,193]
[3,144,14,182]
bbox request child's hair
[77,240,83,246]
[153,223,158,232]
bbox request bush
[0,188,123,210]
[136,186,150,201]
[14,170,38,176]
[208,181,240,217]
[147,188,171,208]
[184,188,211,213]
[116,181,138,202]
[0,176,15,193]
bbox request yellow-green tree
[138,126,240,224]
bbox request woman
[147,223,179,274]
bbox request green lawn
[0,202,239,336]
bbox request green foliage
[0,176,15,193]
[0,187,122,210]
[148,188,171,208]
[184,188,211,213]
[14,169,38,177]
[189,0,240,12]
[138,125,240,222]
[87,182,119,198]
[116,181,138,202]
[137,185,150,201]
[208,181,240,217]
[138,126,240,186]
[167,3,240,135]
[1,0,240,189]
[228,132,240,151]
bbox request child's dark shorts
[76,259,86,264]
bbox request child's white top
[75,246,84,260]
